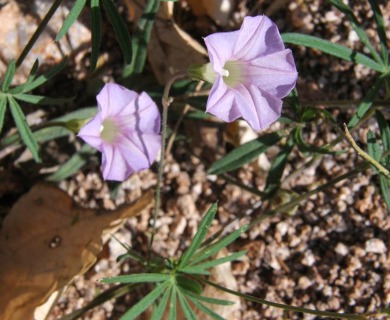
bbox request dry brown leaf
[186,0,234,26]
[0,183,153,320]
[141,1,208,84]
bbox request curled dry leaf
[135,1,207,84]
[0,183,153,320]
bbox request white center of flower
[222,61,243,87]
[100,118,118,143]
[221,69,230,77]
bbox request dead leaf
[0,183,153,320]
[134,1,208,84]
[186,0,234,26]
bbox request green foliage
[207,132,284,175]
[99,203,243,320]
[56,0,87,41]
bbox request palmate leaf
[208,132,283,175]
[188,225,248,266]
[0,96,7,133]
[2,60,16,92]
[347,74,385,128]
[281,33,383,72]
[7,96,40,162]
[375,110,390,164]
[101,273,170,284]
[168,286,178,320]
[180,250,246,275]
[328,0,383,65]
[46,144,95,182]
[183,290,234,306]
[176,275,202,295]
[178,203,217,268]
[9,59,67,94]
[123,0,160,76]
[151,285,172,320]
[177,289,197,320]
[366,130,381,173]
[186,295,224,320]
[367,0,388,64]
[101,0,132,65]
[13,93,74,105]
[120,281,170,320]
[90,0,102,72]
[379,175,390,213]
[55,0,87,41]
[263,135,294,197]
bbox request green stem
[16,0,63,67]
[148,72,188,259]
[195,276,365,320]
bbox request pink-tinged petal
[97,83,138,118]
[124,132,161,168]
[232,16,285,61]
[234,84,282,131]
[77,114,103,151]
[206,77,240,122]
[101,143,129,181]
[204,30,239,72]
[118,136,152,172]
[244,49,298,98]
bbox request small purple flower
[78,83,161,181]
[204,15,298,131]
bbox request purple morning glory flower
[78,83,161,181]
[204,15,298,131]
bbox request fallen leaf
[135,1,208,84]
[0,183,153,320]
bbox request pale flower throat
[100,118,118,143]
[221,61,243,87]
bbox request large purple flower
[78,83,161,181]
[204,15,298,131]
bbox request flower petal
[244,49,298,98]
[234,84,282,131]
[206,76,241,122]
[101,143,129,181]
[232,16,286,61]
[204,30,239,72]
[77,114,103,151]
[97,83,138,118]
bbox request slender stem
[195,276,365,320]
[16,0,63,67]
[343,124,390,179]
[148,72,188,258]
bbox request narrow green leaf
[366,130,381,171]
[9,59,67,94]
[2,60,16,92]
[178,203,217,268]
[294,127,337,155]
[151,286,172,320]
[380,175,390,213]
[208,132,282,175]
[347,75,385,128]
[27,59,40,82]
[177,289,197,320]
[282,33,383,72]
[375,110,390,164]
[368,0,388,64]
[190,225,248,266]
[263,136,294,196]
[101,273,170,284]
[56,0,87,41]
[123,0,159,76]
[90,0,101,72]
[46,144,95,182]
[0,96,7,133]
[328,0,383,65]
[101,0,132,65]
[120,281,169,320]
[186,296,224,320]
[178,268,209,275]
[176,275,202,295]
[180,251,246,274]
[13,93,73,105]
[168,286,177,320]
[183,291,234,306]
[8,96,40,162]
